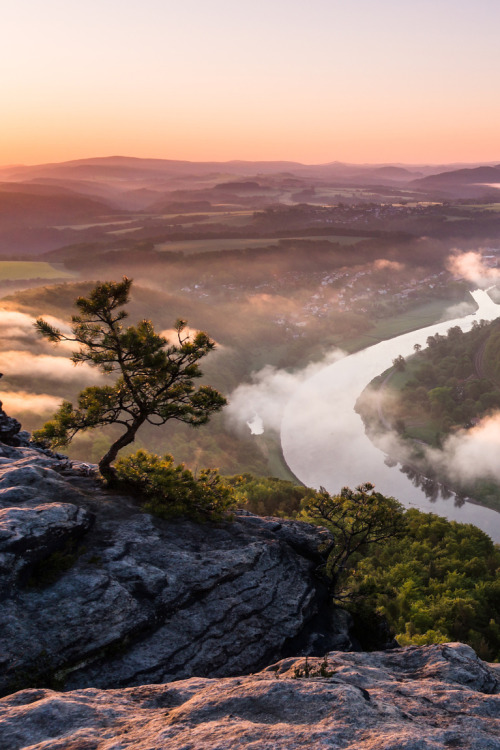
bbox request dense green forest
[230,476,500,661]
[347,509,500,660]
[392,319,500,438]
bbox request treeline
[393,319,500,440]
[227,474,314,516]
[44,232,456,279]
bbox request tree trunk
[98,421,143,484]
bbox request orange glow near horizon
[2,1,499,168]
[5,112,500,169]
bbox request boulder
[0,643,498,749]
[0,406,21,446]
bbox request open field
[54,218,137,230]
[455,203,500,212]
[198,211,257,227]
[403,422,441,443]
[0,261,74,280]
[341,298,468,353]
[107,226,144,235]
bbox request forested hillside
[226,475,500,660]
[359,317,500,509]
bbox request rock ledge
[0,643,498,749]
[0,442,346,695]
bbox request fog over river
[281,290,500,542]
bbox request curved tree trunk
[98,420,143,484]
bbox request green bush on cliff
[115,449,238,522]
[225,473,316,517]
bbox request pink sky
[2,0,499,166]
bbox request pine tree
[34,278,226,481]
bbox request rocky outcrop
[0,643,498,749]
[0,503,93,592]
[0,387,24,447]
[0,442,348,696]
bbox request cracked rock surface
[0,643,498,749]
[0,442,341,695]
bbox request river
[280,289,500,542]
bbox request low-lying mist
[1,390,62,416]
[226,348,346,434]
[447,250,500,288]
[361,385,500,488]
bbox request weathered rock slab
[0,502,93,590]
[0,643,498,749]
[0,443,343,696]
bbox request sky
[2,0,500,166]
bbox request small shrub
[319,656,335,678]
[115,450,238,522]
[293,657,310,679]
[292,656,335,679]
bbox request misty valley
[1,156,500,667]
[2,158,500,489]
[4,2,500,744]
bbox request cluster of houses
[272,268,450,333]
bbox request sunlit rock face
[0,643,498,749]
[0,441,346,697]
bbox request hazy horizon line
[2,154,500,171]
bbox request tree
[33,278,226,481]
[392,354,406,372]
[300,483,405,597]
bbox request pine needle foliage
[115,450,238,521]
[300,482,405,597]
[33,278,226,481]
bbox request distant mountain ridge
[413,165,500,188]
[2,156,499,184]
[1,156,498,210]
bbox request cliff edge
[0,441,347,696]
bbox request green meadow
[0,261,74,281]
[341,298,466,353]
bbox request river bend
[281,290,500,542]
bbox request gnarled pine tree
[33,278,226,481]
[300,483,405,598]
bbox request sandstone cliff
[0,643,498,749]
[0,441,349,696]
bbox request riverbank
[281,289,500,542]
